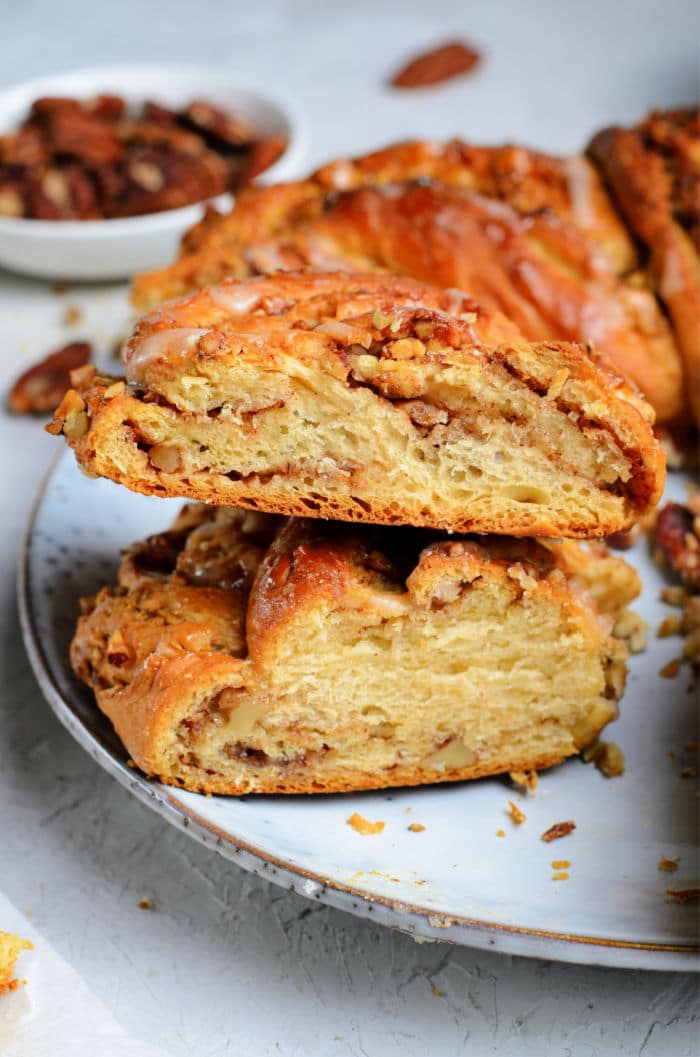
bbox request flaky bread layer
[51,273,664,538]
[71,506,637,795]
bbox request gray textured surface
[2,1,699,1053]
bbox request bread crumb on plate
[347,812,385,835]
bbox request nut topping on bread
[130,137,684,422]
[50,272,665,538]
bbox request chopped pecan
[8,341,92,415]
[111,149,228,217]
[142,100,179,125]
[0,125,48,167]
[45,387,89,438]
[120,120,205,156]
[665,887,700,904]
[1,93,276,219]
[654,502,700,592]
[24,164,100,220]
[88,94,126,121]
[183,100,255,149]
[30,96,83,120]
[0,180,25,217]
[45,107,124,166]
[540,820,576,843]
[239,136,288,185]
[390,40,481,88]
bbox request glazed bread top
[52,271,665,537]
[124,270,520,386]
[130,137,684,422]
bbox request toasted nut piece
[46,388,86,436]
[149,444,183,472]
[541,820,576,843]
[658,614,683,637]
[0,184,23,216]
[103,380,126,399]
[654,503,700,592]
[70,363,97,388]
[390,40,481,88]
[388,338,425,360]
[666,888,700,903]
[129,160,165,192]
[184,100,255,147]
[546,368,570,401]
[239,135,288,185]
[683,629,700,664]
[661,586,687,607]
[372,308,393,329]
[683,596,700,632]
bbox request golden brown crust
[52,272,665,538]
[130,138,683,422]
[589,108,700,422]
[71,505,637,795]
[312,139,638,273]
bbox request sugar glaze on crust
[71,504,640,795]
[130,137,684,423]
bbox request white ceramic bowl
[0,65,309,281]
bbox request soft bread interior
[71,507,635,795]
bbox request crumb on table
[347,812,385,835]
[582,739,625,777]
[507,800,526,825]
[509,770,538,791]
[0,931,33,993]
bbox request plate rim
[18,450,700,972]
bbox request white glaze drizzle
[126,327,210,380]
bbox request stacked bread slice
[53,265,663,794]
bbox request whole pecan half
[8,341,92,414]
[390,40,481,89]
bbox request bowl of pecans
[0,65,308,280]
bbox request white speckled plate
[19,451,700,970]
